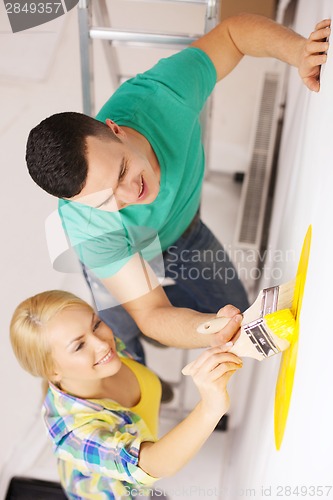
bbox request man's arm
[122,285,242,349]
[191,13,330,91]
[101,254,242,349]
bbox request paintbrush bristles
[264,309,296,344]
[276,278,296,310]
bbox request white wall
[225,1,333,497]
[0,5,85,474]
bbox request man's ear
[105,119,127,138]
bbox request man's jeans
[82,217,249,364]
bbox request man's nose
[116,178,139,203]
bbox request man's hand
[298,19,331,92]
[208,304,242,347]
[191,13,330,91]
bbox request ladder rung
[89,28,199,46]
[146,0,217,17]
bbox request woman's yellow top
[121,357,162,439]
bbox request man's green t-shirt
[59,47,216,278]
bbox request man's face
[70,132,160,211]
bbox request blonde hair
[10,290,93,380]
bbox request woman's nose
[93,335,109,352]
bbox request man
[26,14,330,365]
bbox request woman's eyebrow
[67,334,85,348]
[67,314,95,348]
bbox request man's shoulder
[95,47,215,122]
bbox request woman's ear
[51,372,61,384]
[50,365,62,384]
[105,119,127,138]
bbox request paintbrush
[197,279,297,361]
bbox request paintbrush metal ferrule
[244,286,282,358]
[260,285,279,315]
[244,318,280,358]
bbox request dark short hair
[26,112,121,198]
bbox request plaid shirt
[42,339,160,499]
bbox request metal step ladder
[78,0,219,116]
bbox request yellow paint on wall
[274,225,312,450]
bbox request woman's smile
[94,348,114,366]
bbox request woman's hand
[139,347,242,478]
[182,346,243,416]
[298,19,331,92]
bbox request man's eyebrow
[66,313,95,348]
[93,157,125,209]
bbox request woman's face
[47,305,122,387]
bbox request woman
[10,290,242,499]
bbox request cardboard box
[220,0,277,20]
